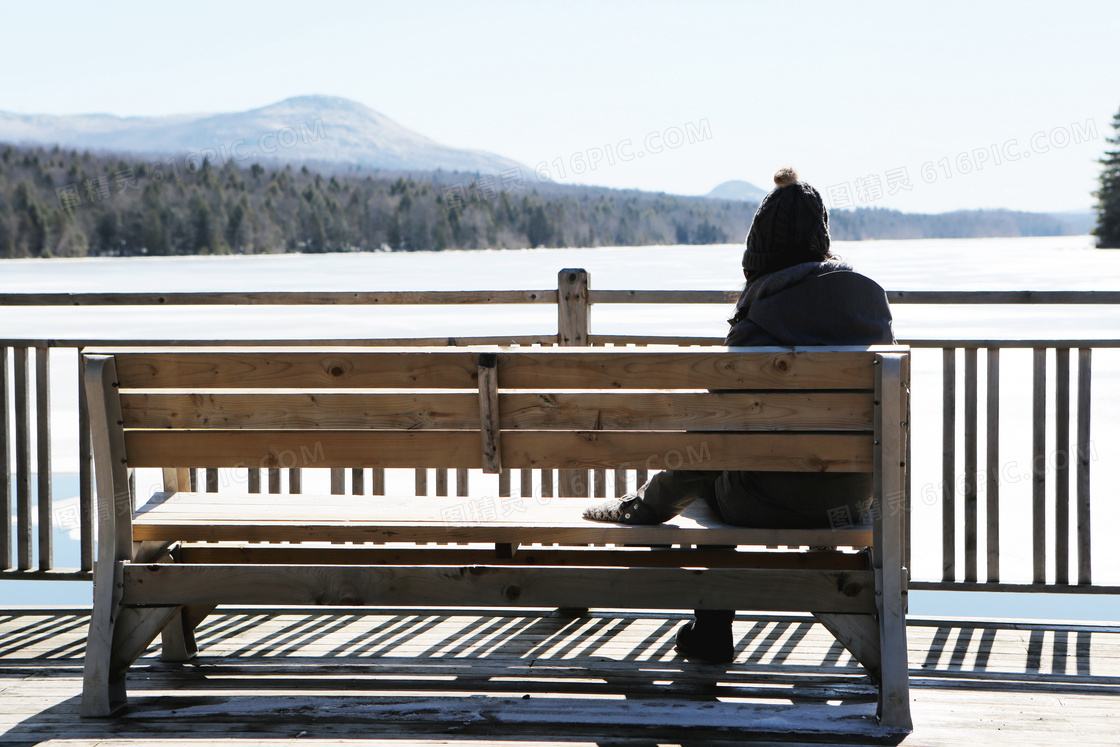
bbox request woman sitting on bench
[584,167,895,664]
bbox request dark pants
[633,469,872,630]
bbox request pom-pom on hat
[742,168,831,275]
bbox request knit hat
[742,168,831,275]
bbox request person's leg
[583,469,719,524]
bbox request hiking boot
[582,495,664,524]
[674,619,735,665]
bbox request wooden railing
[2,270,1118,594]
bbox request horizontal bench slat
[120,391,875,431]
[108,348,879,390]
[131,492,873,547]
[119,563,878,613]
[177,544,872,570]
[123,430,874,471]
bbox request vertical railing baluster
[14,347,32,570]
[964,348,977,582]
[1032,348,1047,585]
[268,467,281,494]
[985,348,1000,583]
[371,468,384,496]
[330,468,344,495]
[594,468,606,498]
[289,468,301,495]
[35,347,52,571]
[456,468,469,497]
[0,346,10,571]
[78,351,93,573]
[520,470,532,503]
[205,468,218,493]
[941,348,956,583]
[1076,348,1092,585]
[1055,348,1070,585]
[415,468,428,496]
[352,467,364,496]
[435,468,448,497]
[613,467,627,498]
[498,469,511,501]
[247,468,261,493]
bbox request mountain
[0,95,524,174]
[706,180,767,202]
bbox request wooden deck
[2,606,1118,745]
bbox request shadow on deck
[2,608,1119,746]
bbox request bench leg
[812,612,881,680]
[161,604,216,662]
[80,560,126,717]
[876,575,913,730]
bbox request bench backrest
[84,345,904,475]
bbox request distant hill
[0,142,1095,259]
[0,95,524,174]
[1045,210,1095,236]
[706,180,767,202]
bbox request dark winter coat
[713,260,895,528]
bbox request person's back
[584,167,894,662]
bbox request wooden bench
[79,344,912,729]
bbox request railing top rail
[0,290,556,306]
[4,289,1120,306]
[4,336,1120,349]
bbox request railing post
[557,268,589,346]
[558,269,591,497]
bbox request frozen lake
[3,235,1120,621]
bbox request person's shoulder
[813,268,888,294]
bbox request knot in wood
[774,357,792,373]
[842,582,862,598]
[504,584,522,601]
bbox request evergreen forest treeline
[0,143,1084,258]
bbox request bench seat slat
[121,391,875,431]
[109,348,878,390]
[124,430,875,471]
[131,492,872,547]
[177,544,873,570]
[119,563,878,614]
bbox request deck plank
[1,608,1119,745]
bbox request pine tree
[1095,106,1120,249]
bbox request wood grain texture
[1077,348,1092,585]
[177,544,873,570]
[128,492,874,548]
[119,563,878,613]
[123,430,874,472]
[120,391,875,431]
[107,347,885,390]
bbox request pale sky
[2,0,1117,213]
